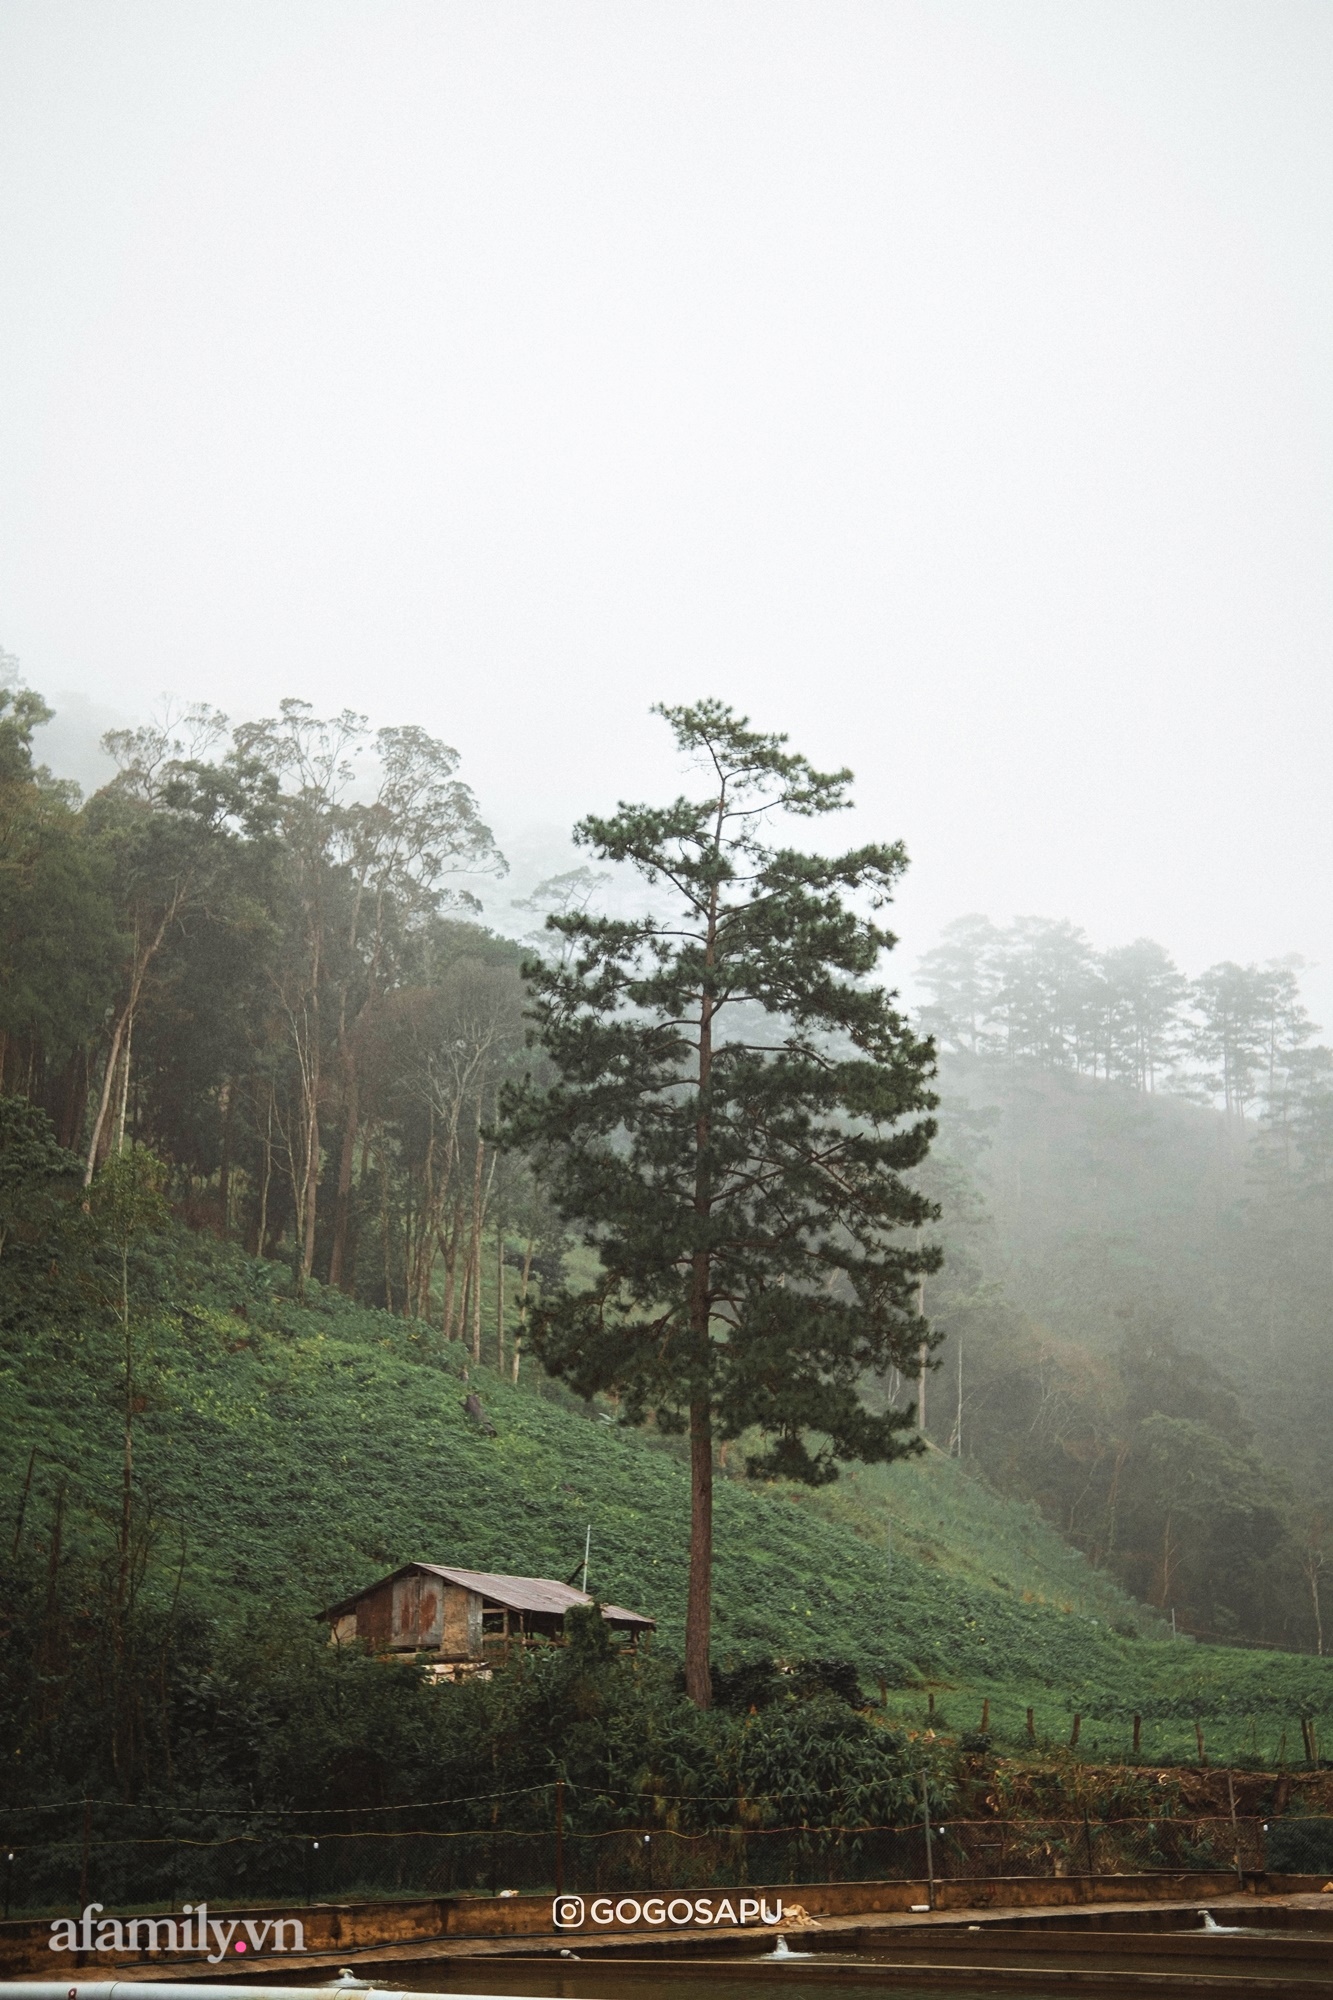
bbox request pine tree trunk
[685,1397,713,1706]
[684,839,721,1709]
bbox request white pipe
[0,1987,535,2000]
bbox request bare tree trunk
[113,1010,134,1156]
[85,1005,130,1185]
[442,1196,465,1339]
[217,1078,233,1239]
[1158,1510,1175,1609]
[496,1222,506,1371]
[300,1091,320,1283]
[257,1087,274,1257]
[512,1236,533,1384]
[117,1251,134,1619]
[84,896,184,1184]
[468,1117,488,1364]
[379,1138,394,1315]
[407,1120,437,1318]
[470,1219,483,1363]
[293,929,324,1286]
[327,1065,359,1291]
[400,1189,415,1317]
[1305,1551,1325,1657]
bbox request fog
[2,2,1331,1008]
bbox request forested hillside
[0,663,1328,1758]
[913,917,1333,1653]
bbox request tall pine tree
[503,701,940,1704]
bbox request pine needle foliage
[502,700,941,1701]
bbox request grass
[2,1235,1331,1769]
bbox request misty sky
[2,3,1331,1013]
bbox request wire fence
[3,1807,1332,1915]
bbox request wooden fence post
[1227,1771,1243,1885]
[1132,1713,1142,1758]
[921,1771,935,1912]
[1069,1714,1081,1750]
[1026,1707,1036,1743]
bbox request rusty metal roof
[322,1562,655,1629]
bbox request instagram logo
[552,1897,585,1929]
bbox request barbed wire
[0,1814,1288,1851]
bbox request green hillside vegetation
[4,1229,1329,1773]
[915,1054,1333,1650]
[1,675,1331,1842]
[912,915,1333,1651]
[943,1056,1332,1483]
[0,678,1326,1675]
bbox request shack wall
[442,1584,482,1657]
[355,1580,394,1647]
[392,1573,445,1651]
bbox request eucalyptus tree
[0,682,118,1135]
[326,725,504,1289]
[503,700,940,1705]
[391,949,526,1330]
[84,710,271,1183]
[231,703,502,1284]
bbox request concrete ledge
[2,1876,1329,1981]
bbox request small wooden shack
[320,1563,654,1676]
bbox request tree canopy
[504,700,940,1702]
